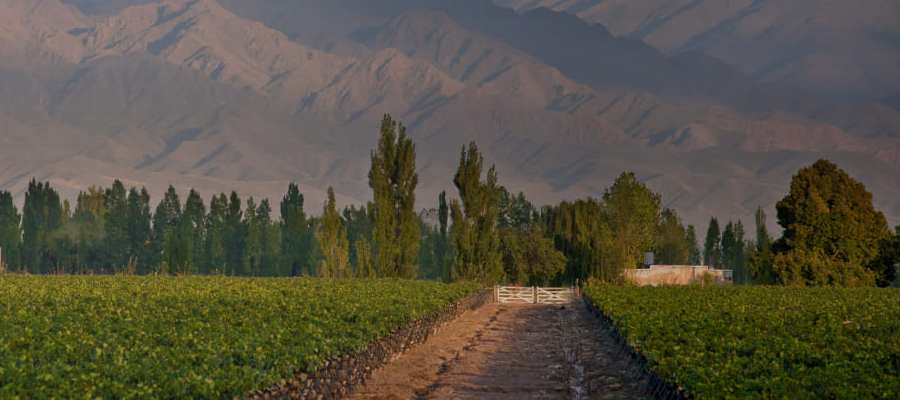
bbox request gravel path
[350,301,653,399]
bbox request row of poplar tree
[0,115,693,284]
[0,117,555,283]
[1,117,897,286]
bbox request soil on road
[350,302,653,399]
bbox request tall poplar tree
[225,191,245,275]
[255,199,279,276]
[151,186,182,273]
[182,190,206,274]
[281,183,310,276]
[126,187,152,273]
[369,115,419,279]
[450,143,503,283]
[71,187,108,272]
[21,180,42,273]
[22,180,63,273]
[714,220,749,281]
[205,193,228,273]
[243,197,263,276]
[418,217,439,280]
[722,220,749,282]
[316,188,350,278]
[749,207,775,284]
[104,180,129,271]
[704,217,722,267]
[755,207,772,252]
[0,191,21,271]
[721,222,737,268]
[435,191,451,281]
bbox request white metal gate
[494,286,576,304]
[536,287,575,304]
[495,286,535,304]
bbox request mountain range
[1,0,898,231]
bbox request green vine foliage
[585,284,900,399]
[0,276,480,398]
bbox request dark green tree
[181,190,206,274]
[70,188,108,272]
[418,217,438,280]
[501,226,566,286]
[498,189,535,230]
[686,225,701,265]
[151,186,182,273]
[168,213,193,274]
[104,180,129,271]
[734,221,747,281]
[0,191,22,271]
[369,115,419,278]
[703,217,722,267]
[773,160,891,286]
[22,180,64,273]
[721,221,748,282]
[126,188,152,273]
[755,207,772,252]
[748,207,775,284]
[435,191,451,281]
[280,183,311,276]
[243,197,261,276]
[343,204,372,275]
[870,230,899,287]
[655,209,690,265]
[21,180,42,272]
[256,199,280,276]
[721,222,736,267]
[225,191,245,275]
[542,199,608,282]
[205,193,228,274]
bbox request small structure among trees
[624,264,733,286]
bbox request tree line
[697,160,899,287]
[0,117,897,286]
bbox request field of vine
[0,276,480,398]
[584,285,900,399]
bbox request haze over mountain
[496,0,900,101]
[1,0,898,231]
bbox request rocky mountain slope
[1,0,898,231]
[496,0,900,101]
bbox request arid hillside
[1,0,898,230]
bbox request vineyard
[0,276,480,398]
[584,285,900,399]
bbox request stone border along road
[350,301,657,399]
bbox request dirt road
[351,302,653,399]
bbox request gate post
[532,286,537,304]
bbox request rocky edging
[582,295,689,400]
[246,289,493,400]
